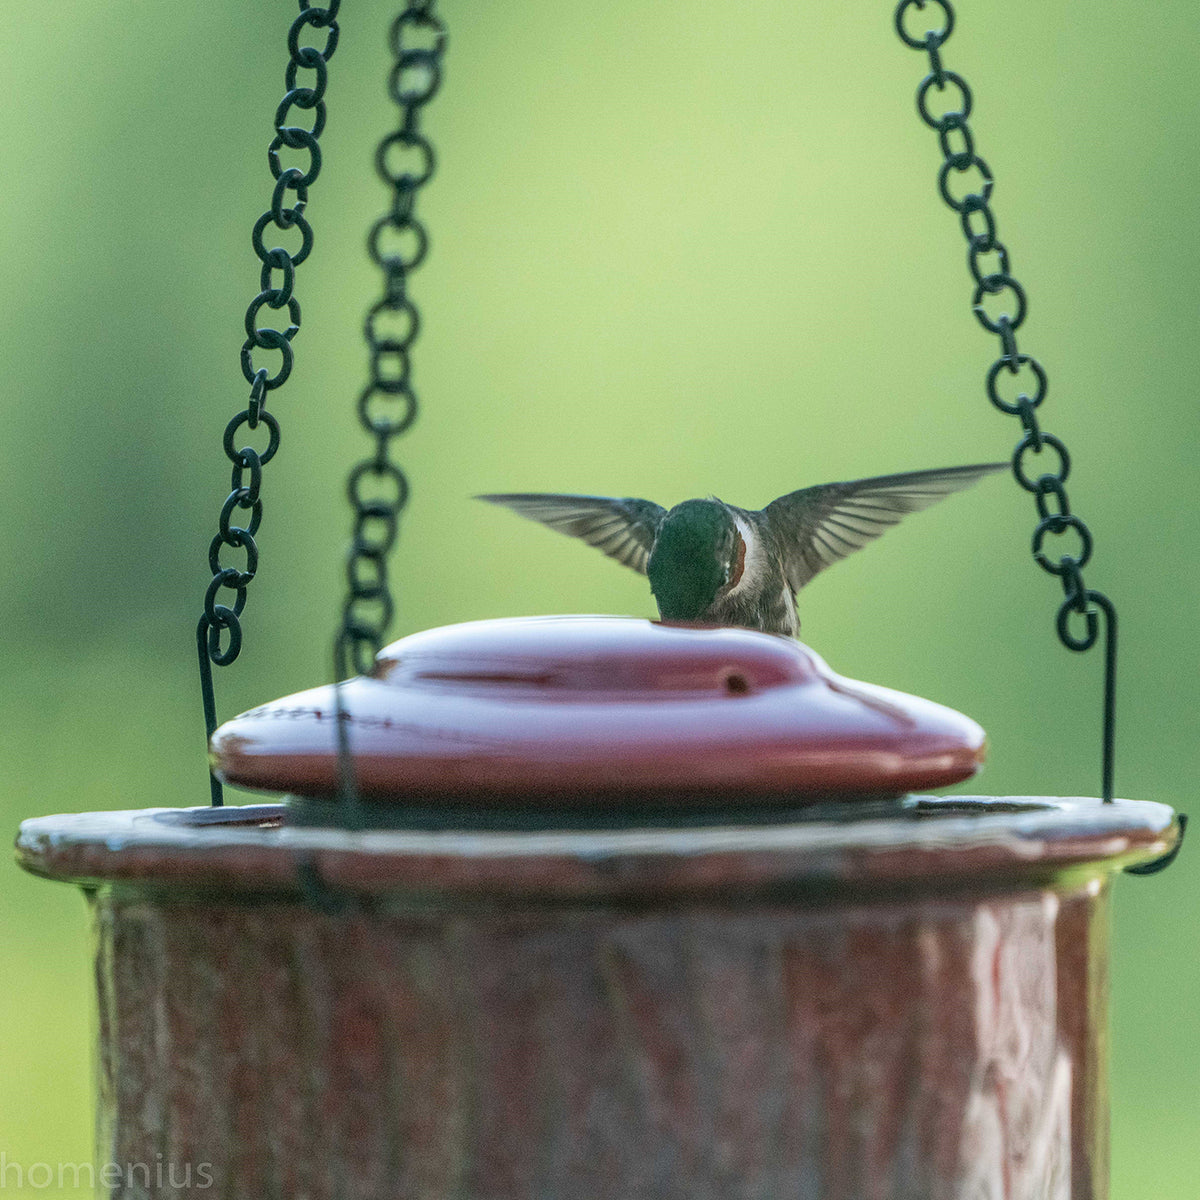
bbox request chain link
[197,1,341,806]
[335,1,445,685]
[331,2,446,809]
[894,0,1119,801]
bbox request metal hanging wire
[333,1,447,816]
[894,0,1119,803]
[196,2,1148,831]
[197,1,342,807]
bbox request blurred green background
[2,2,1195,1195]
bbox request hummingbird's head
[647,500,741,621]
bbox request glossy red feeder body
[209,616,986,802]
[14,612,1183,1200]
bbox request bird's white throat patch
[730,514,765,596]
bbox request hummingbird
[478,463,1005,636]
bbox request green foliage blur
[2,3,1195,1196]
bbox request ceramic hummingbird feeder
[14,630,1180,1199]
[16,613,1181,1199]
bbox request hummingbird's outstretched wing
[476,493,668,574]
[762,463,1006,592]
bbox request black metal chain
[333,1,446,806]
[197,1,341,807]
[894,0,1118,802]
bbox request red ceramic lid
[209,616,985,804]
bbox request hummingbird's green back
[647,501,735,621]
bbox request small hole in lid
[724,672,750,696]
